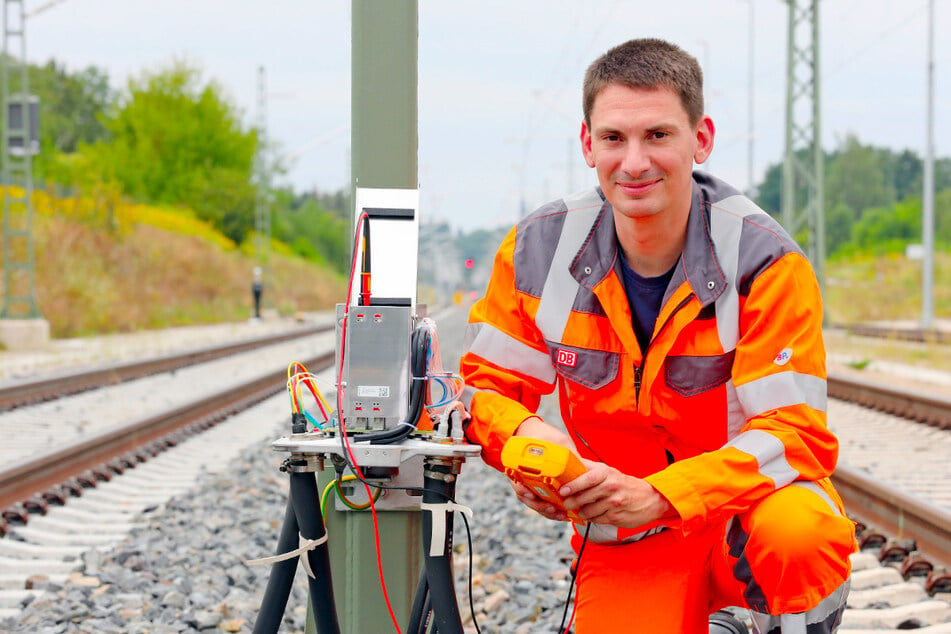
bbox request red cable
[563,597,578,634]
[337,212,403,633]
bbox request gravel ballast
[2,415,578,634]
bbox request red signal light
[464,258,474,269]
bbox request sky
[23,0,950,233]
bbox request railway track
[0,328,337,621]
[0,318,950,630]
[0,325,336,522]
[834,323,951,346]
[0,323,330,413]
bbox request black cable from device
[420,594,434,634]
[557,523,591,634]
[407,568,430,634]
[457,512,483,634]
[421,462,464,634]
[289,469,341,634]
[251,499,301,634]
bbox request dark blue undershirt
[618,254,677,354]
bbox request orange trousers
[572,479,857,634]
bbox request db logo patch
[556,349,577,367]
[773,348,793,366]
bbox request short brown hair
[582,38,704,126]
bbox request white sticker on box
[357,386,390,398]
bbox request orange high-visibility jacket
[461,172,838,543]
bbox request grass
[824,251,951,324]
[824,328,951,374]
[3,188,346,339]
[823,251,951,373]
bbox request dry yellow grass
[824,252,951,324]
[5,189,345,338]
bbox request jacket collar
[569,176,727,308]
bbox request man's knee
[743,481,854,566]
[730,481,856,615]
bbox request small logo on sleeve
[773,348,793,366]
[556,349,577,367]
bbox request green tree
[850,199,921,252]
[87,61,257,242]
[825,203,854,255]
[890,149,922,201]
[0,57,113,184]
[28,61,113,154]
[271,188,350,272]
[824,134,893,218]
[937,188,951,246]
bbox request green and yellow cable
[320,475,383,523]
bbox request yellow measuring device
[501,436,587,520]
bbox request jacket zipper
[634,364,642,403]
[633,293,695,408]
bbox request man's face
[580,83,713,221]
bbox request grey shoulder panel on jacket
[693,171,808,297]
[513,188,605,298]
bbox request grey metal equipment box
[335,303,414,432]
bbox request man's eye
[650,131,668,140]
[604,134,620,142]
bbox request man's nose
[620,142,651,176]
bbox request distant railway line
[0,324,330,413]
[834,323,951,345]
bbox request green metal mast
[782,0,825,292]
[1,0,40,318]
[312,3,421,633]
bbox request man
[460,39,856,633]
[252,266,263,320]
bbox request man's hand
[505,418,675,527]
[558,459,674,528]
[508,477,569,522]
[507,417,575,520]
[513,416,574,449]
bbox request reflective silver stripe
[574,521,666,545]
[462,321,483,351]
[464,321,556,385]
[460,386,477,410]
[735,371,827,417]
[725,429,799,488]
[749,578,849,634]
[710,195,760,352]
[535,189,603,342]
[725,379,746,440]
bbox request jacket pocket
[665,350,735,397]
[546,342,619,390]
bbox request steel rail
[828,373,951,430]
[833,323,951,345]
[0,324,331,412]
[0,350,335,513]
[833,462,951,570]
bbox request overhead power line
[24,0,67,19]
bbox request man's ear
[693,115,715,165]
[580,120,596,168]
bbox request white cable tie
[420,501,473,557]
[243,532,329,579]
